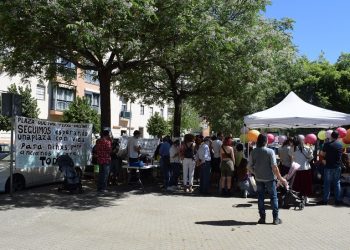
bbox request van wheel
[5,175,25,193]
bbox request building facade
[0,67,170,142]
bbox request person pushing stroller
[248,134,288,225]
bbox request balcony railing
[120,111,131,119]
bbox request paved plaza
[0,181,349,250]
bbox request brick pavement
[0,182,349,250]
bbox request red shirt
[95,137,112,165]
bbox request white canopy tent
[244,91,350,129]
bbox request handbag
[248,175,257,192]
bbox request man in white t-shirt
[127,130,141,163]
[211,132,223,186]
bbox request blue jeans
[257,180,278,219]
[98,163,110,191]
[170,162,181,187]
[200,161,211,194]
[323,167,341,202]
[160,156,170,188]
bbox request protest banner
[15,116,92,168]
[119,136,159,156]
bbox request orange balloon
[247,130,260,142]
[343,137,350,145]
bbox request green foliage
[0,0,158,129]
[291,55,350,114]
[146,112,170,138]
[62,96,100,134]
[0,83,39,131]
[116,0,275,136]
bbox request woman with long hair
[220,137,235,196]
[290,136,314,203]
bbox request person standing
[159,136,171,190]
[197,136,212,194]
[127,130,141,163]
[278,138,293,177]
[220,137,235,196]
[248,134,287,225]
[290,136,314,203]
[211,132,223,187]
[181,134,196,193]
[169,139,181,191]
[127,130,141,183]
[96,129,112,192]
[319,131,343,205]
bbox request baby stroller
[278,162,305,210]
[57,154,83,194]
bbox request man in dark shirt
[320,131,343,205]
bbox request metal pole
[128,101,132,136]
[9,94,14,196]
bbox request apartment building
[0,64,169,141]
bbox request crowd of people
[91,129,350,224]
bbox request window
[160,108,164,117]
[121,98,128,111]
[150,107,154,116]
[140,105,144,115]
[51,85,75,111]
[36,85,45,101]
[85,91,100,112]
[56,58,76,70]
[84,70,99,85]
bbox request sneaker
[273,218,282,225]
[185,188,190,193]
[257,217,266,224]
[242,190,248,198]
[189,187,193,193]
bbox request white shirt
[127,136,140,158]
[170,145,181,163]
[289,146,313,171]
[197,143,211,162]
[212,139,222,158]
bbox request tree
[116,0,272,136]
[62,96,100,134]
[168,103,201,135]
[0,83,39,131]
[0,0,157,131]
[146,112,169,138]
[190,17,297,135]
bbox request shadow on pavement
[195,220,257,226]
[0,179,128,211]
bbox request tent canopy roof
[244,92,350,129]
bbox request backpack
[184,143,194,159]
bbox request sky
[264,0,350,64]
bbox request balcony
[120,111,131,119]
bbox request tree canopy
[0,0,157,130]
[116,0,276,136]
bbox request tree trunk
[173,96,182,137]
[98,70,112,132]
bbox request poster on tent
[119,136,159,156]
[15,116,92,168]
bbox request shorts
[221,159,234,177]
